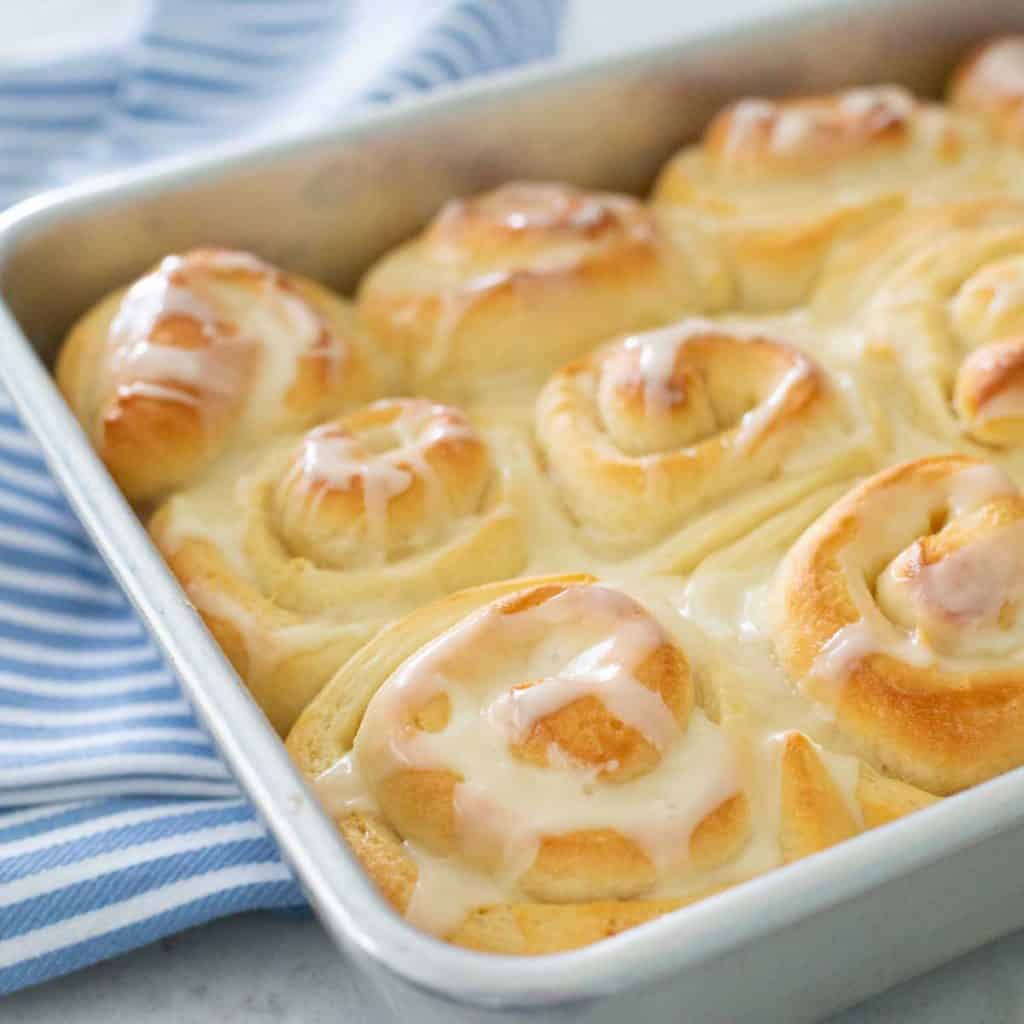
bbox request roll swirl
[149,398,526,733]
[535,317,872,563]
[775,456,1024,794]
[813,200,1024,447]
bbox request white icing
[621,324,687,410]
[611,321,815,452]
[811,615,934,684]
[721,99,776,164]
[487,623,680,754]
[491,187,613,234]
[879,521,1024,658]
[770,109,818,155]
[345,585,739,915]
[809,464,1024,686]
[732,360,813,452]
[281,402,478,564]
[294,426,413,559]
[975,39,1024,95]
[945,462,1016,516]
[107,250,335,435]
[898,535,1012,626]
[682,566,778,644]
[838,85,914,122]
[111,255,218,348]
[402,845,506,935]
[313,753,376,816]
[721,87,911,167]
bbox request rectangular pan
[2,1,1024,1019]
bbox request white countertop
[7,1,1024,1020]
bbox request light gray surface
[5,911,1024,1023]
[7,1,1024,1021]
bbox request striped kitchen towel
[0,0,565,994]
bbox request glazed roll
[950,37,1024,145]
[150,398,527,733]
[287,575,931,953]
[775,456,1024,795]
[57,249,388,503]
[534,317,877,565]
[652,85,997,310]
[813,199,1024,447]
[356,181,729,396]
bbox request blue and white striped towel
[0,0,564,994]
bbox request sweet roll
[150,398,526,733]
[356,181,729,396]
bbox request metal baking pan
[2,1,1024,1019]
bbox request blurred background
[0,0,808,63]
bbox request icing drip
[402,846,506,935]
[281,402,479,565]
[488,623,681,754]
[486,186,615,234]
[313,753,376,816]
[945,463,1016,516]
[421,188,655,380]
[294,426,414,559]
[621,324,688,411]
[732,360,814,452]
[605,320,816,456]
[109,255,238,407]
[719,87,912,169]
[341,585,739,912]
[107,250,334,430]
[811,616,934,684]
[895,533,1016,628]
[811,465,1024,684]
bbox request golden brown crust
[57,249,386,503]
[534,319,855,556]
[287,575,938,954]
[653,86,996,309]
[811,199,1024,447]
[447,894,714,955]
[287,576,756,943]
[776,456,1024,794]
[778,732,858,862]
[702,89,916,176]
[955,337,1024,445]
[149,397,527,734]
[356,182,729,396]
[330,579,743,903]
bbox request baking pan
[2,1,1024,1019]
